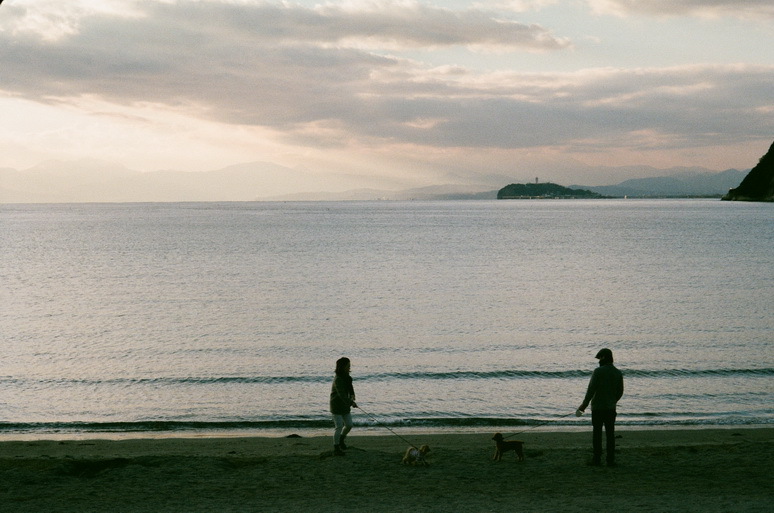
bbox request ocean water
[1,199,772,438]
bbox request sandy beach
[0,427,771,512]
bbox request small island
[497,182,604,199]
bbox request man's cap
[595,348,613,359]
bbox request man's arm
[578,370,598,412]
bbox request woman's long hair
[335,357,351,376]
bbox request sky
[1,0,773,192]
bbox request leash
[502,411,578,439]
[355,405,419,449]
[356,405,576,445]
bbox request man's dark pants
[591,409,617,465]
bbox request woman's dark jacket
[329,374,355,415]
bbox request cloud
[0,1,569,123]
[587,0,774,19]
[477,1,560,13]
[0,0,143,41]
[1,0,570,49]
[351,64,774,151]
[1,0,771,174]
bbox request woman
[330,357,357,455]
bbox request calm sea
[1,200,772,438]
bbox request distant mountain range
[0,159,750,203]
[570,168,748,199]
[371,169,748,201]
[0,160,350,203]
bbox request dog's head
[418,445,430,456]
[492,433,504,442]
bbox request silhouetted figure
[577,348,624,466]
[330,357,357,456]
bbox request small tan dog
[491,433,524,461]
[402,445,431,466]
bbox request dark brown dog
[492,433,524,461]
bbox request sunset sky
[1,0,772,192]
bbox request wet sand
[1,427,771,512]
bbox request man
[577,348,624,466]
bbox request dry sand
[1,427,771,512]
